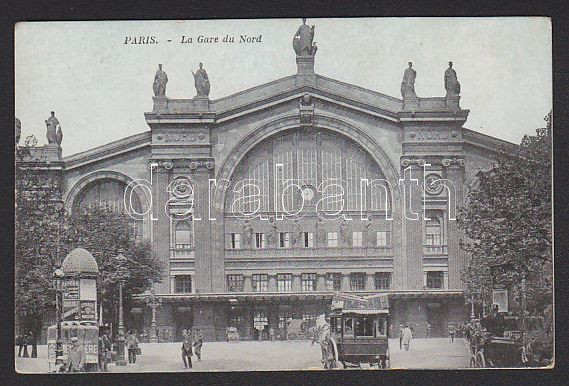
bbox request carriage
[316,293,390,369]
[469,315,551,368]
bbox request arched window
[226,129,390,215]
[74,178,143,239]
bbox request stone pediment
[144,73,469,127]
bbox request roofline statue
[293,18,317,56]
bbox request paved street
[15,338,470,373]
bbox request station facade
[26,23,516,341]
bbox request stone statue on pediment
[293,18,316,56]
[45,111,60,145]
[192,62,210,97]
[153,64,168,97]
[401,62,417,98]
[444,61,461,97]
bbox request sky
[15,18,552,156]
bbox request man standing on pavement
[398,325,404,350]
[182,333,193,369]
[448,324,456,343]
[126,331,139,364]
[193,328,204,361]
[66,337,85,372]
[98,331,111,371]
[401,323,413,351]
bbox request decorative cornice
[151,158,215,172]
[400,156,465,167]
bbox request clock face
[301,186,315,201]
[425,173,444,195]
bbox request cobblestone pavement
[15,338,471,373]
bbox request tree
[60,205,164,331]
[15,155,65,337]
[16,150,164,336]
[458,112,552,317]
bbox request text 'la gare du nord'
[124,34,263,45]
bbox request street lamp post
[144,288,162,343]
[114,251,128,366]
[52,268,65,369]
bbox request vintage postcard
[14,17,552,372]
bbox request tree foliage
[458,112,552,315]
[15,158,163,335]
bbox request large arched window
[226,128,390,215]
[74,178,144,238]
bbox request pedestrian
[398,325,404,350]
[194,328,204,361]
[30,331,37,358]
[427,323,432,339]
[269,326,275,342]
[65,337,85,372]
[22,333,29,358]
[98,331,111,371]
[401,323,413,351]
[16,333,24,357]
[182,334,193,369]
[126,330,139,364]
[448,324,455,343]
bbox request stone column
[243,275,252,292]
[268,275,277,292]
[292,274,302,292]
[446,162,466,289]
[401,161,424,289]
[341,274,351,291]
[366,273,375,291]
[152,164,171,294]
[192,169,213,293]
[316,274,326,292]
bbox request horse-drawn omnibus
[314,293,390,369]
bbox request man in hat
[66,337,85,372]
[181,332,193,369]
[193,328,204,361]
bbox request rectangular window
[426,271,444,289]
[252,274,268,292]
[230,233,241,249]
[327,232,338,247]
[376,231,388,246]
[301,273,317,292]
[374,272,391,290]
[255,233,266,249]
[279,232,290,248]
[350,273,366,291]
[174,221,193,250]
[227,274,244,292]
[355,317,375,338]
[174,275,192,294]
[352,231,363,247]
[326,273,342,291]
[303,232,314,248]
[425,211,444,246]
[277,273,292,292]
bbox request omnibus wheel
[476,352,486,368]
[287,332,298,340]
